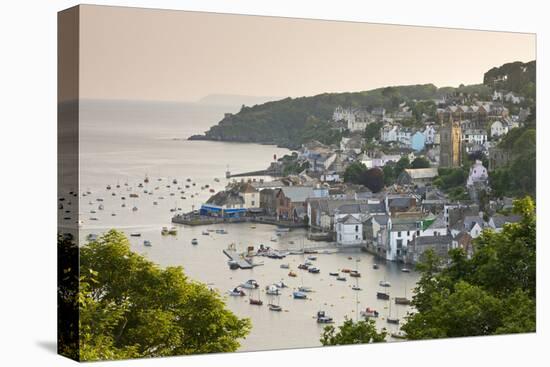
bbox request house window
[251,201,255,206]
[397,231,401,238]
[407,231,410,236]
[355,235,359,240]
[416,230,420,236]
[396,239,403,249]
[355,225,359,232]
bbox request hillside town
[177,79,534,266]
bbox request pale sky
[77,5,536,102]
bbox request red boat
[249,299,263,306]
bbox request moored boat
[293,291,307,299]
[191,238,198,245]
[240,279,259,289]
[143,240,152,247]
[316,311,334,324]
[360,307,379,319]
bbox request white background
[0,1,547,366]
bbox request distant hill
[189,61,536,149]
[196,94,284,108]
[189,84,442,149]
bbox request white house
[504,92,524,104]
[462,129,487,145]
[239,184,259,208]
[490,120,510,138]
[424,125,436,145]
[336,215,363,246]
[466,160,489,187]
[381,124,398,142]
[396,128,413,146]
[387,220,418,261]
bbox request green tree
[364,121,383,141]
[411,157,430,169]
[394,156,411,177]
[343,161,368,184]
[360,167,385,193]
[402,197,536,340]
[320,318,387,346]
[78,230,251,361]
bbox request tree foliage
[77,230,251,361]
[320,318,387,346]
[402,197,536,340]
[411,157,430,169]
[343,163,385,192]
[490,127,536,198]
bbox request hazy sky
[78,5,536,102]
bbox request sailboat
[386,298,400,324]
[376,282,390,300]
[395,281,411,305]
[268,291,282,311]
[249,288,263,306]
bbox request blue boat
[293,291,307,299]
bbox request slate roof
[338,214,362,225]
[415,234,453,246]
[280,187,314,203]
[491,215,522,229]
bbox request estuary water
[77,100,419,352]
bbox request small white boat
[86,233,98,241]
[316,311,334,324]
[280,263,290,269]
[379,280,391,287]
[298,286,313,293]
[307,255,317,261]
[268,304,282,312]
[273,281,287,289]
[360,308,379,318]
[352,285,362,291]
[293,291,307,299]
[143,240,152,247]
[275,227,290,233]
[240,279,259,289]
[401,268,411,273]
[265,285,281,296]
[228,288,246,297]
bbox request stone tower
[439,117,462,168]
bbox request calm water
[77,101,420,351]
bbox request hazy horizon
[73,5,536,103]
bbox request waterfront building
[336,215,364,246]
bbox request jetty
[223,248,263,269]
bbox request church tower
[439,116,462,168]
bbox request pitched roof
[338,214,362,225]
[403,168,439,179]
[415,234,453,246]
[280,186,314,203]
[491,214,522,229]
